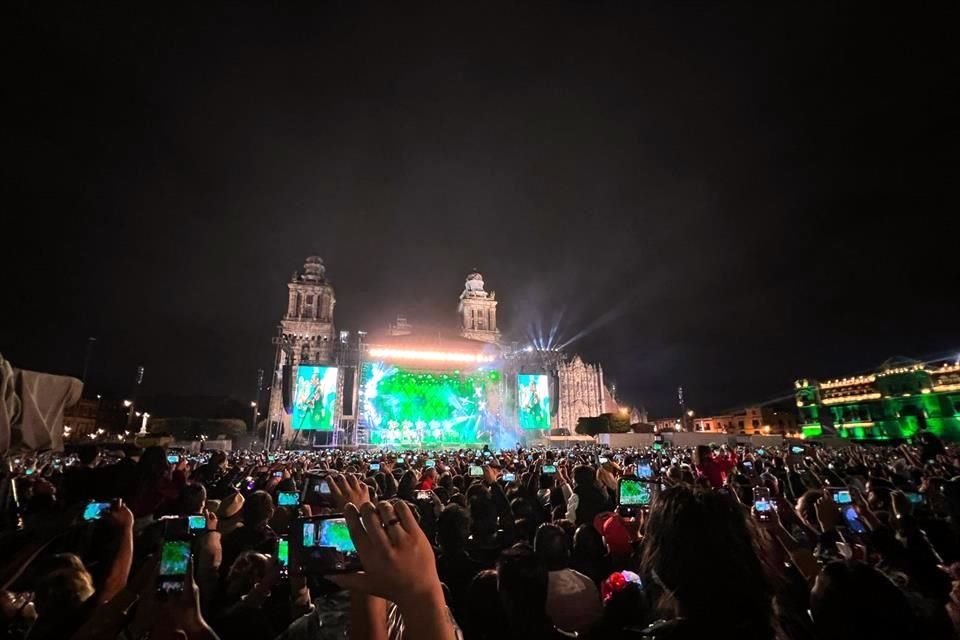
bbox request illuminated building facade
[458,271,500,343]
[556,356,605,432]
[265,260,617,449]
[652,406,797,435]
[266,257,338,443]
[690,407,797,435]
[796,358,960,440]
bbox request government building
[795,357,960,440]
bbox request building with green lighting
[795,358,960,440]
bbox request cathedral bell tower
[266,257,337,444]
[458,270,500,343]
[279,256,336,364]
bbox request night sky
[4,3,957,417]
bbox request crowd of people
[2,432,960,639]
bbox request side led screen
[292,366,339,431]
[517,373,550,430]
[360,362,502,446]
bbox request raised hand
[891,490,913,520]
[107,501,134,531]
[815,494,841,533]
[204,509,219,532]
[328,500,454,640]
[597,467,618,492]
[328,473,373,511]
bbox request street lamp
[123,400,132,408]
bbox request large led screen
[517,373,550,430]
[292,365,339,431]
[360,362,502,446]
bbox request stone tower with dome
[458,270,500,343]
[265,256,337,442]
[279,256,336,363]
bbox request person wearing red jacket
[694,445,738,488]
[416,467,438,491]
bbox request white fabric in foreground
[0,355,82,453]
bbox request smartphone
[828,488,853,505]
[278,491,300,507]
[416,490,432,501]
[83,501,111,521]
[161,516,191,541]
[598,456,609,464]
[425,459,436,468]
[503,472,516,482]
[618,479,652,507]
[277,537,290,578]
[637,462,653,479]
[303,475,333,508]
[187,515,207,532]
[755,448,765,456]
[905,492,925,505]
[245,477,256,491]
[743,461,753,470]
[369,463,381,471]
[469,465,484,477]
[297,516,361,573]
[754,498,773,522]
[157,540,191,595]
[167,454,181,465]
[273,471,283,478]
[542,465,557,474]
[842,505,867,534]
[790,446,805,455]
[652,442,662,452]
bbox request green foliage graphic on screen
[619,480,651,506]
[293,366,338,431]
[517,373,550,430]
[361,362,502,446]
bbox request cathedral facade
[265,257,618,447]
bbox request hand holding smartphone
[83,501,112,521]
[157,540,191,596]
[296,516,361,574]
[277,537,290,579]
[188,514,208,532]
[618,478,652,518]
[753,498,774,522]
